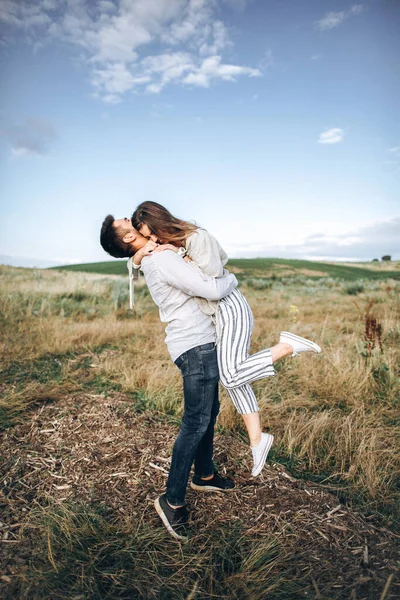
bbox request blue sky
[0,0,399,266]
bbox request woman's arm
[185,229,228,277]
[132,240,160,266]
[138,242,192,263]
[138,229,228,277]
[154,251,237,301]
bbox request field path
[1,392,398,599]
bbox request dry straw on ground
[1,393,398,599]
[0,264,399,598]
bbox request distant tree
[381,255,391,261]
[372,258,379,262]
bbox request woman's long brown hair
[131,201,198,245]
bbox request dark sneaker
[154,494,190,542]
[190,472,235,493]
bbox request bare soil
[1,392,399,599]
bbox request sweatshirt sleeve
[154,250,237,300]
[185,229,228,277]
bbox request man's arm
[153,251,237,300]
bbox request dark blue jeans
[166,342,220,506]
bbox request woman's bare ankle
[270,342,293,363]
[250,433,262,448]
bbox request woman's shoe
[280,332,322,356]
[251,432,274,477]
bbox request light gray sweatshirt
[140,249,237,362]
[185,228,229,317]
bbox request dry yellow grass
[1,264,399,599]
[1,264,399,519]
[334,260,400,271]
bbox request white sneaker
[280,331,322,356]
[251,432,274,477]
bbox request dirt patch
[1,393,399,598]
[225,265,243,274]
[298,269,328,277]
[334,261,400,271]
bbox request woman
[131,202,322,476]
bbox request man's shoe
[280,331,322,356]
[154,494,190,542]
[251,432,274,477]
[191,472,235,492]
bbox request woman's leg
[227,384,261,446]
[227,383,274,475]
[217,289,273,389]
[217,289,296,389]
[217,288,268,444]
[217,289,295,475]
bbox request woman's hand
[152,244,179,254]
[141,240,158,255]
[135,240,158,263]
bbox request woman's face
[139,223,161,243]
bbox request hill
[53,257,400,281]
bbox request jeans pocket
[175,352,187,370]
[199,343,216,354]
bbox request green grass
[53,260,131,276]
[6,500,307,600]
[53,258,400,281]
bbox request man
[100,215,237,542]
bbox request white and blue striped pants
[216,288,275,414]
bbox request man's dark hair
[100,214,134,258]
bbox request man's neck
[130,240,146,253]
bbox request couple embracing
[100,202,321,542]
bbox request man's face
[114,218,146,251]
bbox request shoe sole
[154,497,188,542]
[190,482,235,492]
[280,331,322,354]
[252,434,274,477]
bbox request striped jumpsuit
[185,230,275,415]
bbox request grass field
[1,262,399,599]
[53,257,400,281]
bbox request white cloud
[259,48,274,70]
[0,254,65,268]
[298,217,400,260]
[91,62,136,94]
[389,146,400,158]
[221,0,248,10]
[318,128,344,145]
[11,147,29,158]
[315,4,364,31]
[350,4,364,15]
[384,146,400,172]
[1,0,260,102]
[102,94,121,105]
[142,51,194,92]
[97,1,116,13]
[184,55,260,88]
[1,116,58,157]
[226,216,400,261]
[316,11,346,31]
[146,82,164,94]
